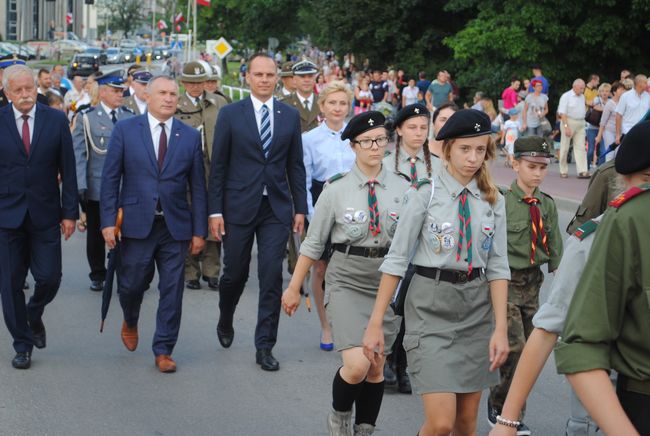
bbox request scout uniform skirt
[325,251,401,352]
[403,272,499,394]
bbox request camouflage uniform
[489,138,563,419]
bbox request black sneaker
[487,404,498,427]
[515,423,531,435]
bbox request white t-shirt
[402,86,419,106]
[503,119,520,154]
[615,89,650,134]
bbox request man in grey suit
[73,70,135,291]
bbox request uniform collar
[439,165,481,198]
[322,121,346,136]
[100,101,118,116]
[509,180,541,201]
[399,147,424,163]
[350,162,388,190]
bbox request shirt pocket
[507,219,530,254]
[383,211,400,238]
[480,217,496,253]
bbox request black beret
[615,121,650,174]
[435,109,491,141]
[341,111,386,141]
[394,103,430,127]
[514,136,553,162]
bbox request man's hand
[60,219,75,240]
[564,126,573,137]
[190,236,205,255]
[293,214,305,235]
[102,226,117,249]
[209,216,225,241]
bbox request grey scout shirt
[300,163,410,260]
[383,148,428,182]
[380,166,510,281]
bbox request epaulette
[384,150,392,157]
[78,105,94,114]
[327,172,347,184]
[573,219,599,240]
[608,184,650,208]
[121,106,134,114]
[415,179,431,189]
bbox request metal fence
[222,85,250,101]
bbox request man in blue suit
[208,53,307,371]
[0,64,78,369]
[101,75,207,373]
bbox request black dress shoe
[30,319,46,349]
[90,280,104,292]
[384,360,397,387]
[12,352,31,369]
[207,277,219,290]
[397,368,412,394]
[256,348,279,371]
[185,279,201,290]
[217,324,234,348]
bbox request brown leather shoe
[155,355,177,373]
[121,321,138,351]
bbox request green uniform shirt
[555,186,650,381]
[504,181,563,271]
[280,92,320,133]
[566,159,617,234]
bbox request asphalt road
[0,204,579,436]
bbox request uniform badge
[474,123,481,132]
[431,234,442,253]
[429,222,440,234]
[482,236,493,251]
[388,212,399,221]
[441,234,456,252]
[353,210,368,223]
[368,118,375,126]
[481,222,494,251]
[343,208,354,224]
[414,107,420,114]
[441,222,453,234]
[345,225,362,239]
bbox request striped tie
[523,197,550,264]
[367,179,381,236]
[260,104,272,158]
[456,189,473,274]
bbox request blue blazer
[208,97,307,226]
[0,103,78,229]
[100,115,207,241]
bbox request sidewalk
[490,154,590,212]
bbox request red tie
[523,197,550,264]
[21,115,30,155]
[158,122,167,171]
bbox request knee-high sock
[354,380,385,425]
[332,367,364,412]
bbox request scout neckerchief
[367,179,381,236]
[522,196,549,264]
[409,157,418,187]
[456,189,473,274]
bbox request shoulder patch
[79,106,95,114]
[327,172,347,184]
[573,219,599,240]
[608,184,650,208]
[415,179,431,189]
[121,106,134,114]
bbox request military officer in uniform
[73,70,135,291]
[0,55,28,108]
[176,60,228,290]
[204,64,232,103]
[282,111,410,435]
[276,61,295,98]
[122,64,143,97]
[282,59,321,133]
[555,121,650,435]
[123,70,152,115]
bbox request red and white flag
[197,0,211,6]
[65,13,73,25]
[174,12,185,23]
[157,19,167,30]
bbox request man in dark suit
[0,64,78,369]
[209,53,307,371]
[101,75,207,373]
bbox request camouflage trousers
[185,240,221,281]
[488,265,544,418]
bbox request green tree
[99,0,144,38]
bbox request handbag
[585,107,603,125]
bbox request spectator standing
[528,65,549,94]
[522,80,549,137]
[425,71,453,110]
[596,81,625,161]
[501,78,521,112]
[416,71,431,104]
[584,75,601,169]
[615,74,650,146]
[401,78,420,107]
[586,82,609,168]
[369,70,389,108]
[471,92,485,111]
[558,79,588,178]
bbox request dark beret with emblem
[435,108,491,141]
[0,54,27,69]
[394,103,430,127]
[514,136,552,163]
[181,61,208,83]
[615,121,650,175]
[341,111,386,141]
[132,70,153,84]
[292,59,318,76]
[95,70,126,89]
[278,61,295,77]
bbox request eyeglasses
[352,136,389,149]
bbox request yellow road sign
[207,37,233,60]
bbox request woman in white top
[596,81,626,162]
[402,78,421,107]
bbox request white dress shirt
[615,89,650,134]
[134,95,147,114]
[557,89,586,119]
[298,92,314,111]
[100,101,118,118]
[13,104,36,144]
[186,92,202,106]
[250,94,274,134]
[147,112,174,159]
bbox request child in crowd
[502,108,522,167]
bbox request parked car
[52,39,86,57]
[83,47,107,65]
[120,49,134,63]
[106,47,121,64]
[119,39,137,50]
[152,46,171,60]
[68,54,100,78]
[0,42,36,60]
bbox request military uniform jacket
[503,180,563,271]
[175,91,228,176]
[281,92,320,133]
[382,148,429,184]
[566,159,616,234]
[300,163,410,260]
[380,167,510,281]
[72,104,135,201]
[123,95,146,115]
[555,185,650,381]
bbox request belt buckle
[456,271,468,284]
[367,247,379,258]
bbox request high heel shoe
[320,334,334,351]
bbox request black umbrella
[100,208,123,333]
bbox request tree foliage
[99,0,144,37]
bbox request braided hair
[392,117,433,179]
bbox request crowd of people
[0,49,648,436]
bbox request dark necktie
[523,197,550,264]
[158,123,167,171]
[110,110,117,124]
[456,189,473,274]
[367,179,381,236]
[21,115,30,155]
[303,99,309,111]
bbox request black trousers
[86,200,107,282]
[0,214,62,353]
[617,376,650,435]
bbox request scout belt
[332,243,388,258]
[415,265,482,284]
[619,374,650,396]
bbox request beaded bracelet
[496,415,520,428]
